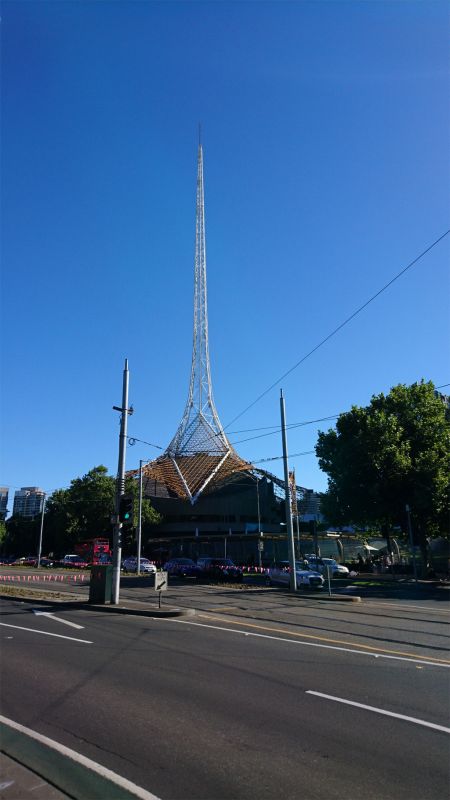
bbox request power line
[229,415,339,446]
[229,380,450,446]
[123,377,450,455]
[252,450,316,465]
[224,231,450,429]
[127,436,163,450]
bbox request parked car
[163,558,202,578]
[196,557,243,582]
[267,561,324,590]
[305,556,350,577]
[122,556,156,574]
[13,556,38,567]
[61,554,89,569]
[39,557,56,568]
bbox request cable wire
[224,231,450,429]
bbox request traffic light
[119,495,133,524]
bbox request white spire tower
[168,142,230,459]
[136,141,250,505]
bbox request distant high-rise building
[0,487,8,520]
[300,489,323,522]
[13,487,45,518]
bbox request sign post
[154,571,168,608]
[326,565,332,596]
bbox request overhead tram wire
[252,450,316,465]
[6,378,446,498]
[228,381,450,445]
[224,230,450,430]
[125,379,450,454]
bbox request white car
[305,556,350,576]
[122,557,156,574]
[267,561,324,590]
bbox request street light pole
[137,460,144,575]
[280,390,297,592]
[255,477,263,569]
[37,493,46,568]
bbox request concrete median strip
[0,715,161,800]
[87,602,196,618]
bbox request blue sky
[2,0,449,506]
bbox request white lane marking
[32,611,84,630]
[0,715,161,800]
[161,617,450,669]
[306,691,450,734]
[0,622,92,644]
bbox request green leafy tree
[0,519,6,551]
[120,476,162,554]
[4,515,41,557]
[68,465,116,542]
[44,488,78,555]
[44,466,161,556]
[316,382,450,568]
[2,466,162,558]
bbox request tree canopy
[3,465,161,557]
[316,382,450,555]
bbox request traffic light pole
[112,359,131,604]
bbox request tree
[2,465,162,558]
[316,382,450,567]
[68,465,116,541]
[119,476,162,553]
[0,519,6,551]
[3,515,41,557]
[42,466,161,556]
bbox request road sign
[155,571,168,592]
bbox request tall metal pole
[37,493,46,568]
[405,504,418,583]
[280,390,297,592]
[256,477,262,569]
[112,359,130,604]
[137,460,143,575]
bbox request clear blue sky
[2,0,449,506]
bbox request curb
[86,604,195,618]
[0,590,195,617]
[313,593,361,602]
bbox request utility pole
[312,518,320,560]
[295,513,300,557]
[280,390,297,592]
[112,359,132,604]
[137,459,145,575]
[256,476,263,569]
[37,493,46,568]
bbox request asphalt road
[1,585,449,800]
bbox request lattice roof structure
[130,143,251,504]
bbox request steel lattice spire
[168,143,231,460]
[133,143,250,504]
